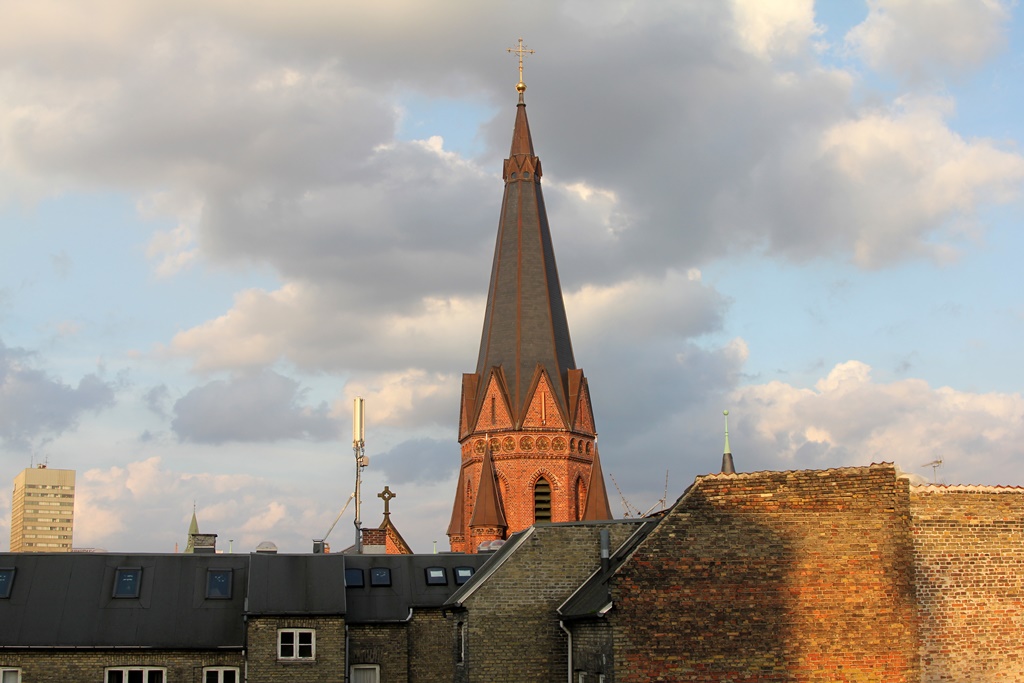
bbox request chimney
[191,533,217,554]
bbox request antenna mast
[921,458,943,484]
[353,397,368,553]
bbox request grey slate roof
[0,551,489,648]
[246,552,346,615]
[0,552,249,648]
[344,553,490,623]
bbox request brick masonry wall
[571,619,614,683]
[0,650,242,682]
[407,609,459,683]
[460,521,642,683]
[610,464,920,683]
[349,623,409,683]
[245,616,345,683]
[911,486,1024,683]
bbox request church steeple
[448,48,612,554]
[473,70,574,423]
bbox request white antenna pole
[353,397,367,553]
[921,458,943,484]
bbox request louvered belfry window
[534,478,552,523]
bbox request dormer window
[113,567,142,598]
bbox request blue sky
[1,0,1022,553]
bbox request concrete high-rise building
[10,465,75,552]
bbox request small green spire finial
[723,410,731,455]
[721,409,736,474]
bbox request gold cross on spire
[378,485,396,517]
[507,38,535,95]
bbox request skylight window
[424,567,447,586]
[0,568,14,599]
[453,566,474,586]
[113,567,142,598]
[369,567,391,587]
[206,568,232,599]
[345,568,364,588]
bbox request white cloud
[165,282,481,374]
[817,96,1024,265]
[731,360,1024,484]
[846,0,1012,83]
[731,0,822,59]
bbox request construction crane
[610,471,670,518]
[921,458,943,484]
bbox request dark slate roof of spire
[474,95,576,420]
[469,443,507,529]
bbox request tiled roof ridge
[910,483,1024,493]
[696,461,898,481]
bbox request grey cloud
[376,438,458,486]
[845,0,1011,84]
[171,370,339,444]
[0,339,116,448]
[143,384,171,418]
[4,0,1017,323]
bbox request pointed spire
[721,410,736,474]
[185,505,199,554]
[446,466,466,537]
[582,448,613,521]
[469,441,507,529]
[474,75,574,423]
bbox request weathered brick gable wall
[610,464,920,683]
[407,609,459,683]
[460,521,642,683]
[571,619,615,682]
[349,623,409,683]
[911,486,1024,683]
[245,616,345,683]
[0,650,242,682]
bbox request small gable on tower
[569,374,596,435]
[522,368,568,430]
[472,370,514,433]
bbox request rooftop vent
[255,541,278,554]
[191,533,218,554]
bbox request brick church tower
[447,64,612,553]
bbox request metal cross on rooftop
[378,485,396,516]
[507,38,535,93]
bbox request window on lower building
[350,664,380,683]
[202,667,239,683]
[278,628,315,660]
[456,621,466,664]
[104,668,165,683]
[1,668,21,683]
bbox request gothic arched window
[534,477,552,523]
